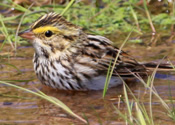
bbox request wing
[79,35,147,77]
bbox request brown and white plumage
[19,13,155,90]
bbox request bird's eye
[45,30,53,37]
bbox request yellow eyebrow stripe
[32,26,59,34]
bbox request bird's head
[19,12,83,59]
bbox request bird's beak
[18,29,35,40]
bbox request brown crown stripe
[31,13,78,30]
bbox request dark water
[0,43,175,125]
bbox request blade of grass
[15,3,34,50]
[124,82,152,124]
[0,81,87,124]
[0,93,35,99]
[1,15,22,21]
[123,84,133,122]
[0,15,14,50]
[2,79,34,82]
[103,60,112,98]
[117,72,153,124]
[143,0,156,33]
[130,5,141,33]
[0,62,22,74]
[135,102,146,125]
[103,30,133,97]
[133,62,171,113]
[7,0,30,12]
[61,0,75,15]
[168,81,175,120]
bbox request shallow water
[1,0,175,123]
[0,43,175,125]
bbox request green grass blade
[135,102,146,125]
[0,15,14,50]
[103,30,133,97]
[6,0,30,12]
[0,81,87,124]
[123,84,133,122]
[61,0,75,15]
[103,60,112,98]
[0,62,22,73]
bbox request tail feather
[141,62,174,72]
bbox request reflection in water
[155,73,175,81]
[0,44,175,124]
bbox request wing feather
[80,35,147,77]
